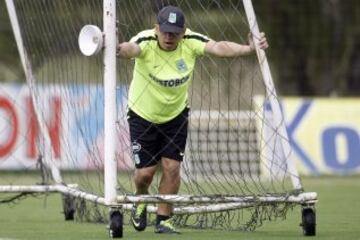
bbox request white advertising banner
[0,84,132,170]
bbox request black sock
[156,214,170,225]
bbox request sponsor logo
[149,74,190,88]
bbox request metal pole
[242,0,302,190]
[5,0,63,184]
[103,0,118,205]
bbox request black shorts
[127,108,189,169]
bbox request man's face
[155,25,185,51]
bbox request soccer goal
[1,0,317,238]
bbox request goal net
[1,0,316,234]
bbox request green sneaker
[131,203,147,231]
[154,217,180,234]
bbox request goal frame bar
[0,184,317,213]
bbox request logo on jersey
[149,74,190,87]
[176,59,188,72]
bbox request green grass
[0,175,359,240]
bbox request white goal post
[1,0,317,238]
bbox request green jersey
[128,28,209,123]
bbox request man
[118,5,268,234]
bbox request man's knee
[161,158,181,173]
[135,168,156,187]
[161,158,181,184]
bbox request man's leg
[128,109,162,231]
[154,157,181,233]
[157,157,181,215]
[131,165,157,231]
[154,107,188,233]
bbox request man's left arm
[204,32,268,58]
[117,42,142,59]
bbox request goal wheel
[301,207,316,236]
[109,210,123,238]
[62,194,75,221]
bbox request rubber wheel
[62,195,75,221]
[109,210,123,238]
[302,207,316,236]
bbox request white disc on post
[78,25,103,56]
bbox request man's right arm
[117,42,141,59]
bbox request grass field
[0,175,359,240]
